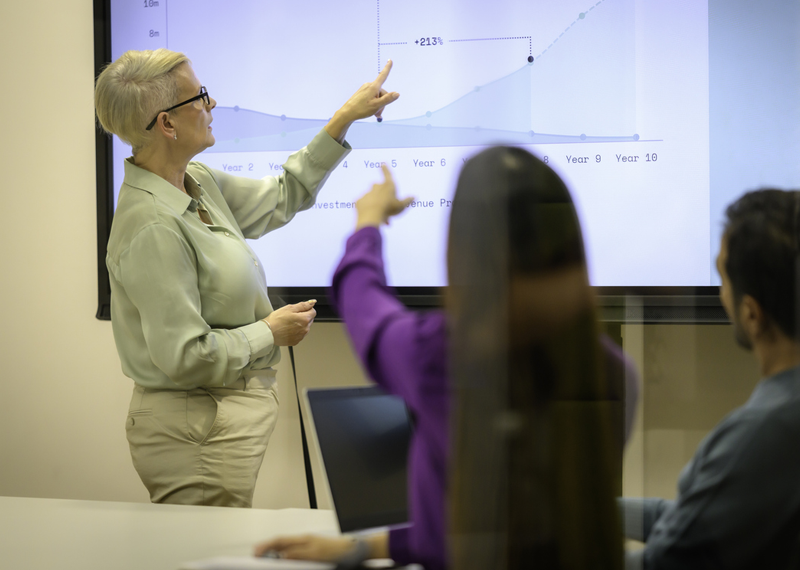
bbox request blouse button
[225,232,230,237]
[254,261,259,267]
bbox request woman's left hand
[356,164,414,229]
[325,60,399,142]
[254,532,390,562]
[254,535,355,562]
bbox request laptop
[304,385,413,533]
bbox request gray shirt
[623,365,800,569]
[107,129,349,390]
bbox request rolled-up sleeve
[387,526,412,565]
[208,128,350,239]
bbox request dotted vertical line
[165,0,169,49]
[377,0,381,72]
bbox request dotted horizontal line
[379,42,407,45]
[449,36,531,43]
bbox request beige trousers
[125,371,279,508]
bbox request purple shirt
[330,226,639,570]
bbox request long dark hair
[447,147,622,570]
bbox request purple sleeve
[387,527,412,564]
[330,226,445,408]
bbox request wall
[622,324,761,500]
[0,0,370,509]
[0,0,145,502]
[0,0,766,515]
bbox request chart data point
[281,132,286,138]
[377,117,383,122]
[474,86,481,92]
[527,56,534,63]
[425,111,432,117]
[579,12,586,19]
[280,114,286,121]
[580,133,587,140]
[634,134,640,141]
[233,105,240,112]
[529,130,535,137]
[426,124,432,130]
[234,138,240,144]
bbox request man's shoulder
[702,391,800,468]
[733,372,800,440]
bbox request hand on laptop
[254,533,388,562]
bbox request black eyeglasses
[145,86,210,131]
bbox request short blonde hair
[95,49,190,153]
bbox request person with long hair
[447,148,625,570]
[256,149,638,569]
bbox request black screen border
[93,0,727,324]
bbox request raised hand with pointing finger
[324,60,400,143]
[356,164,414,229]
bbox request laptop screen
[305,386,412,533]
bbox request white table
[0,496,339,570]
